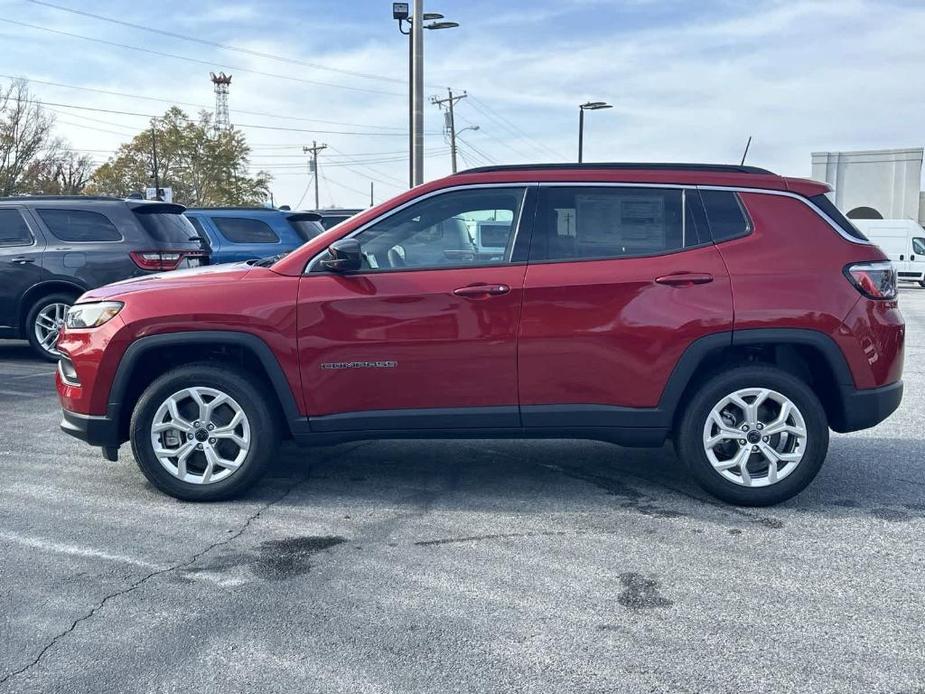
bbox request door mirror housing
[322,238,362,272]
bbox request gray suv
[0,196,208,360]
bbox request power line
[4,95,440,137]
[468,96,566,160]
[28,0,419,88]
[0,73,407,131]
[0,18,403,97]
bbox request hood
[79,262,255,301]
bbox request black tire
[919,281,925,288]
[675,365,829,506]
[24,292,76,362]
[130,363,279,501]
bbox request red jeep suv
[55,164,904,506]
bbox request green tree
[89,107,271,206]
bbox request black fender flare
[107,330,301,424]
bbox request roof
[186,206,283,212]
[0,195,124,202]
[461,163,775,175]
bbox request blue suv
[184,208,324,264]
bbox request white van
[853,219,925,286]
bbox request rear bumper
[60,408,120,447]
[832,380,903,433]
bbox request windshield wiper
[249,252,289,267]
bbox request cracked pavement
[1,289,924,693]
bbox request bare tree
[0,79,56,196]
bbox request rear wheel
[676,365,829,506]
[25,293,75,361]
[130,363,279,501]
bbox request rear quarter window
[699,190,752,242]
[37,209,122,242]
[809,194,870,242]
[212,217,280,244]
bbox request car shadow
[0,339,45,364]
[256,433,925,528]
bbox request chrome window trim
[304,183,535,274]
[695,185,872,246]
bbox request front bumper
[832,380,903,433]
[60,408,121,447]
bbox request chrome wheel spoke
[704,386,807,488]
[150,386,250,485]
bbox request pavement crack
[0,468,314,688]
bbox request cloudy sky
[1,0,923,208]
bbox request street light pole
[411,2,424,186]
[578,108,585,165]
[578,101,613,163]
[394,4,459,188]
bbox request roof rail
[0,194,124,202]
[458,163,775,175]
[186,206,280,212]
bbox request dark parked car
[57,163,903,505]
[309,207,364,230]
[184,208,324,264]
[0,196,207,360]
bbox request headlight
[65,302,124,329]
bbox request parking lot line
[0,530,244,588]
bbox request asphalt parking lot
[1,291,923,694]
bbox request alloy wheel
[150,386,251,485]
[33,302,70,357]
[702,387,807,487]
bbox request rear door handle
[453,283,511,297]
[655,273,713,286]
[10,257,35,265]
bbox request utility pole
[431,89,467,173]
[150,125,161,200]
[303,141,327,209]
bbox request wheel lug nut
[739,439,746,445]
[752,445,758,452]
[209,438,216,444]
[207,424,214,431]
[196,443,203,450]
[763,436,769,442]
[187,433,193,440]
[193,421,200,427]
[756,423,763,430]
[741,425,748,431]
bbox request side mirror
[321,238,362,272]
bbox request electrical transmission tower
[210,72,232,132]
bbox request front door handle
[453,283,511,297]
[10,257,35,265]
[655,273,713,286]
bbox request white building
[810,147,924,223]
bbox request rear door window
[533,186,703,261]
[0,209,34,246]
[286,215,324,241]
[37,209,122,242]
[699,190,752,242]
[212,217,280,244]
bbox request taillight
[130,251,185,271]
[844,261,897,300]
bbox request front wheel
[130,363,279,501]
[676,365,829,506]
